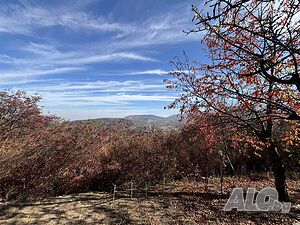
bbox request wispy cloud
[129,69,169,75]
[0,1,198,45]
[0,1,193,79]
[0,3,133,34]
[18,43,157,66]
[8,79,173,110]
[51,93,173,104]
[0,0,196,119]
[0,78,62,86]
[54,52,158,65]
[21,80,166,92]
[0,67,84,81]
[0,43,157,83]
[108,7,199,49]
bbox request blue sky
[0,0,205,120]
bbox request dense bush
[0,91,299,201]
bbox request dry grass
[0,176,299,225]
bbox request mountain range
[83,115,184,130]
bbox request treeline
[0,91,299,201]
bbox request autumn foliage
[165,0,300,201]
[0,91,299,201]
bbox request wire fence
[110,177,224,202]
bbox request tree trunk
[263,83,290,202]
[269,142,290,202]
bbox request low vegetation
[0,91,299,204]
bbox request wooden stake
[145,182,148,198]
[220,154,224,195]
[130,180,133,200]
[112,184,117,201]
[205,174,208,193]
[194,176,197,196]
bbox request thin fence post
[145,181,148,198]
[112,184,117,201]
[23,178,26,190]
[130,180,133,200]
[205,173,208,193]
[220,154,224,195]
[220,164,224,195]
[194,176,197,196]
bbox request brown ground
[0,177,299,224]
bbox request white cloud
[0,1,191,119]
[0,2,195,85]
[23,43,60,56]
[0,67,84,81]
[7,80,175,119]
[0,1,198,46]
[0,4,133,34]
[37,92,175,108]
[54,52,157,65]
[0,55,27,64]
[107,9,199,50]
[0,43,157,67]
[21,80,166,92]
[0,78,62,86]
[129,69,169,75]
[0,45,158,83]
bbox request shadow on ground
[0,191,197,225]
[0,190,298,224]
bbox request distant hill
[124,115,182,130]
[82,115,184,131]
